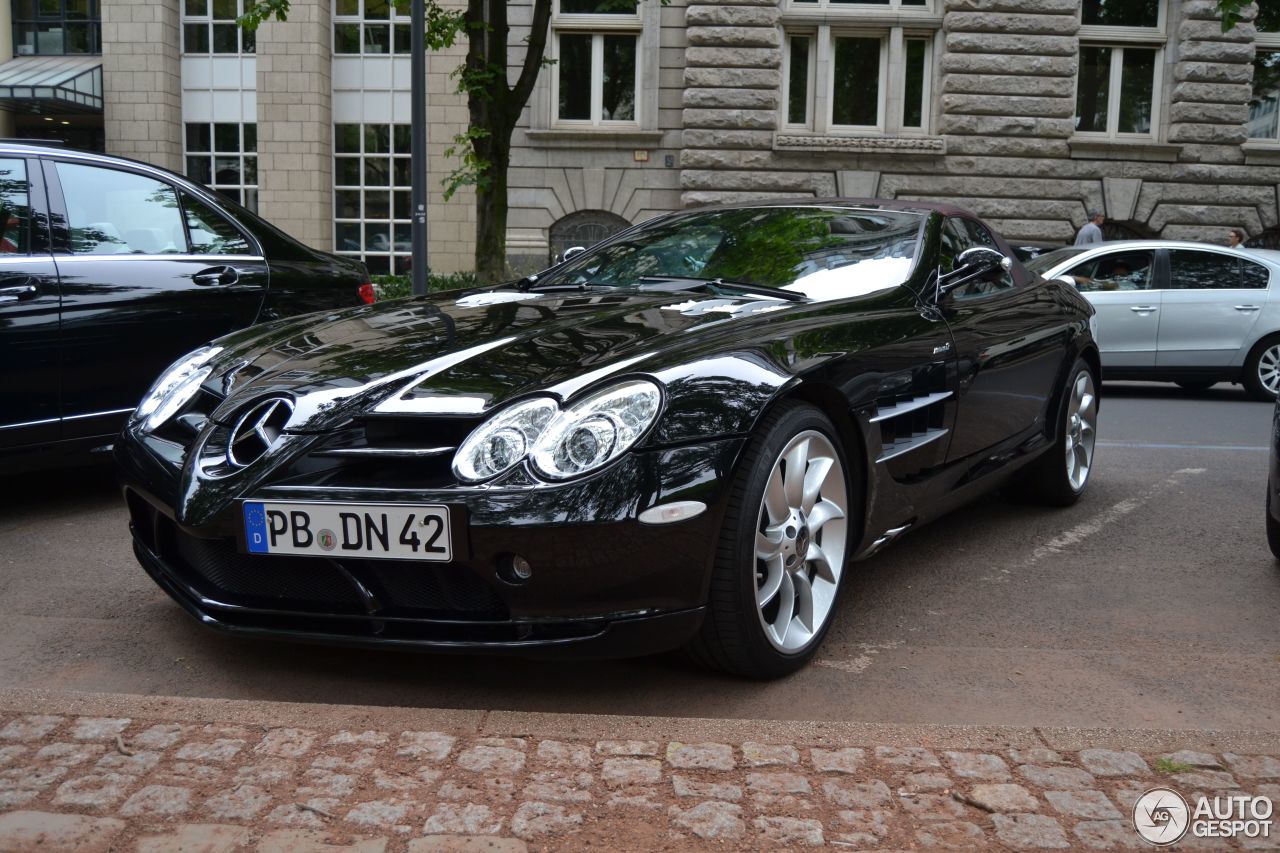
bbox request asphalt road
[2,381,1277,733]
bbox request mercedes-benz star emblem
[227,397,294,468]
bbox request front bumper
[118,432,744,658]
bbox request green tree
[1218,0,1259,32]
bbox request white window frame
[549,0,643,128]
[331,0,411,56]
[1251,22,1280,144]
[181,0,255,56]
[783,25,935,136]
[783,0,936,11]
[1074,1,1166,140]
[332,123,412,276]
[183,122,259,213]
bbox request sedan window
[182,192,251,255]
[0,158,30,255]
[1064,249,1155,292]
[1168,249,1244,290]
[56,162,187,256]
[1243,259,1271,289]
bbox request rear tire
[1243,335,1280,402]
[1010,358,1097,507]
[684,401,855,678]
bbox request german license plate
[242,501,451,561]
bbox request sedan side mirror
[938,246,1013,296]
[561,246,587,262]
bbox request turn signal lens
[358,282,377,304]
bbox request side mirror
[938,247,1013,296]
[561,246,587,262]
[1055,275,1079,288]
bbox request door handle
[1234,305,1261,312]
[192,266,239,286]
[1129,306,1158,313]
[0,279,35,303]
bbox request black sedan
[116,200,1100,678]
[0,142,373,473]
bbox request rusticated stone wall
[673,0,1280,246]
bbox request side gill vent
[872,369,951,464]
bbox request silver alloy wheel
[1258,343,1280,396]
[754,430,848,653]
[1064,370,1097,493]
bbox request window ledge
[1068,137,1180,162]
[773,133,945,154]
[524,129,665,149]
[1243,142,1280,166]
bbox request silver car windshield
[538,207,924,302]
[1025,246,1090,275]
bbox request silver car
[1026,241,1280,400]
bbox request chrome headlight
[132,345,222,432]
[531,380,662,481]
[452,397,558,483]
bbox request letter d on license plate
[243,501,451,561]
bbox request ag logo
[317,529,337,552]
[1134,788,1190,845]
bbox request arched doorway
[1246,228,1280,250]
[548,210,630,265]
[1102,220,1156,241]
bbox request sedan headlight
[451,380,663,484]
[452,397,558,483]
[132,345,222,432]
[531,380,662,481]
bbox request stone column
[101,0,184,171]
[679,1,785,207]
[1168,0,1255,164]
[255,0,333,251]
[0,0,14,137]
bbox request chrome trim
[312,446,455,459]
[876,428,948,463]
[869,391,952,424]
[0,406,134,431]
[0,255,58,264]
[52,254,265,263]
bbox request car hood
[205,286,854,432]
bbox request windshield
[1025,246,1090,275]
[537,206,924,302]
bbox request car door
[0,155,63,451]
[1060,248,1160,368]
[941,217,1070,460]
[46,159,269,443]
[1157,247,1268,368]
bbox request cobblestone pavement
[1,699,1279,852]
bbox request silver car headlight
[531,380,662,481]
[132,345,222,432]
[452,397,558,483]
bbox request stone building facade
[3,0,1278,273]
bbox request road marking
[1098,441,1267,452]
[813,640,902,674]
[1020,468,1206,570]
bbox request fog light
[498,553,533,584]
[512,555,532,580]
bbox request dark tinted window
[1064,249,1155,292]
[1243,259,1271,290]
[0,158,31,255]
[57,163,185,255]
[1168,249,1241,290]
[182,192,250,255]
[942,217,1013,298]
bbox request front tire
[685,402,854,678]
[1011,358,1097,507]
[1243,335,1280,402]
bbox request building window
[183,0,254,54]
[12,0,100,56]
[333,0,411,55]
[333,123,411,276]
[1075,0,1164,138]
[1252,6,1280,143]
[784,28,934,134]
[185,122,258,213]
[786,0,931,8]
[552,0,640,125]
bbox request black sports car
[116,200,1100,677]
[0,142,373,473]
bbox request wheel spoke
[756,555,784,608]
[801,456,834,514]
[808,498,845,534]
[771,571,795,645]
[756,530,783,560]
[764,466,788,524]
[807,540,838,583]
[1078,392,1096,422]
[783,439,809,510]
[792,571,815,635]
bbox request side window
[1066,250,1155,292]
[0,158,31,255]
[1242,259,1271,290]
[1168,250,1241,290]
[182,192,251,255]
[942,217,1011,299]
[938,218,969,275]
[961,219,1015,290]
[55,162,186,256]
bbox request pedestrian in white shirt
[1074,211,1105,246]
[1228,228,1246,249]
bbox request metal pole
[410,0,428,297]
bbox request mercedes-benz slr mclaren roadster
[116,200,1100,678]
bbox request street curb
[2,688,1277,755]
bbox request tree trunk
[474,135,510,283]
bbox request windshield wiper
[636,276,807,303]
